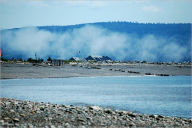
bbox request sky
[0,0,192,29]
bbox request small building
[51,59,65,66]
[85,56,112,62]
[69,57,83,61]
[85,56,96,61]
[102,56,113,61]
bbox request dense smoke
[0,25,190,62]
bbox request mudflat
[0,62,191,79]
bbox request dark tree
[47,57,52,61]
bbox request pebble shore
[0,98,191,128]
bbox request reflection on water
[0,76,191,118]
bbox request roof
[69,57,83,61]
[85,56,112,61]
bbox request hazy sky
[0,0,192,29]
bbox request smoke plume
[0,25,190,62]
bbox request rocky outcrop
[0,98,191,128]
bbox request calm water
[0,76,191,118]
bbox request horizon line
[1,21,191,31]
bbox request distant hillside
[0,22,191,62]
[37,22,191,45]
[6,22,190,45]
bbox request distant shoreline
[1,62,191,79]
[0,74,191,80]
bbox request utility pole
[78,50,80,58]
[35,53,37,60]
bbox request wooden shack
[51,59,65,66]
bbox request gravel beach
[0,98,192,128]
[1,62,192,127]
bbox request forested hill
[38,22,191,35]
[3,22,191,44]
[37,22,191,42]
[1,22,191,62]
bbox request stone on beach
[0,98,191,128]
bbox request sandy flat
[0,62,191,79]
